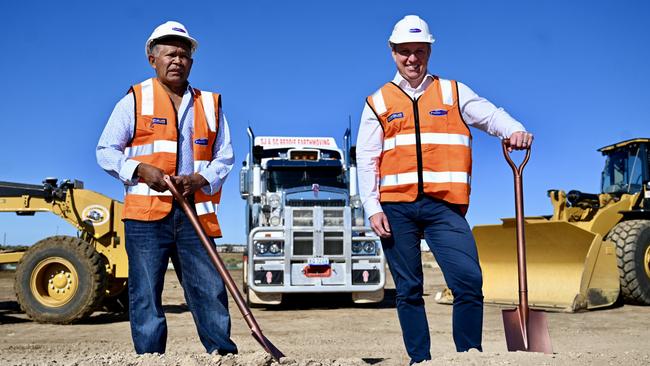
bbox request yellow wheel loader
[438,138,650,312]
[0,178,128,323]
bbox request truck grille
[293,232,313,255]
[324,231,344,255]
[289,207,346,257]
[286,199,346,207]
[323,209,344,227]
[292,210,313,227]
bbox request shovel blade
[251,330,285,361]
[502,307,553,354]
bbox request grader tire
[100,285,129,314]
[14,236,107,323]
[607,220,650,305]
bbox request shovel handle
[502,139,531,177]
[501,139,531,312]
[162,176,258,328]
[163,175,285,360]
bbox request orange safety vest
[123,77,223,237]
[366,77,472,208]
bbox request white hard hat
[145,21,198,56]
[388,15,435,45]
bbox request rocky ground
[1,255,649,365]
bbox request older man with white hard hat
[356,15,533,363]
[96,21,237,355]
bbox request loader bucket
[475,219,619,312]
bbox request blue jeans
[381,196,483,363]
[124,203,237,355]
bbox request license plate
[307,257,330,266]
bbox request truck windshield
[267,166,346,191]
[601,147,644,194]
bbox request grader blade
[475,220,620,312]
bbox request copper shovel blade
[252,331,285,361]
[503,307,553,353]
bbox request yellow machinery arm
[0,179,127,278]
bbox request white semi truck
[239,128,385,305]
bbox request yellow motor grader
[465,138,650,312]
[0,178,128,323]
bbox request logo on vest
[194,138,209,146]
[429,109,448,116]
[409,28,422,33]
[387,112,404,122]
[151,117,167,127]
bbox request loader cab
[599,138,650,195]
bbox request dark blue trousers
[124,203,238,355]
[381,196,483,363]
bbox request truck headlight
[269,214,282,226]
[268,242,282,254]
[255,242,268,255]
[352,241,363,254]
[363,241,376,254]
[268,194,281,209]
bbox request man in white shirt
[356,15,532,363]
[96,21,237,355]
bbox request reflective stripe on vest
[366,77,472,205]
[124,78,224,237]
[124,140,177,158]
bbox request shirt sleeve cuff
[198,170,221,195]
[363,200,384,220]
[506,126,527,139]
[119,159,141,186]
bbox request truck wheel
[100,280,129,314]
[352,288,385,304]
[608,220,650,305]
[14,236,107,323]
[247,287,282,307]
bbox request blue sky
[1,1,648,245]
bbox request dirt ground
[1,255,649,366]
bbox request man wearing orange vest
[357,15,533,363]
[96,21,237,355]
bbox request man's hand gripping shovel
[163,176,285,361]
[500,141,553,354]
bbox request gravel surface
[1,255,649,365]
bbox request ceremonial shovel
[163,175,285,361]
[500,141,553,354]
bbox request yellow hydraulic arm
[0,179,127,278]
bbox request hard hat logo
[171,27,187,34]
[409,28,422,33]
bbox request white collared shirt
[96,82,234,195]
[356,72,526,218]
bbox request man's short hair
[147,36,193,56]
